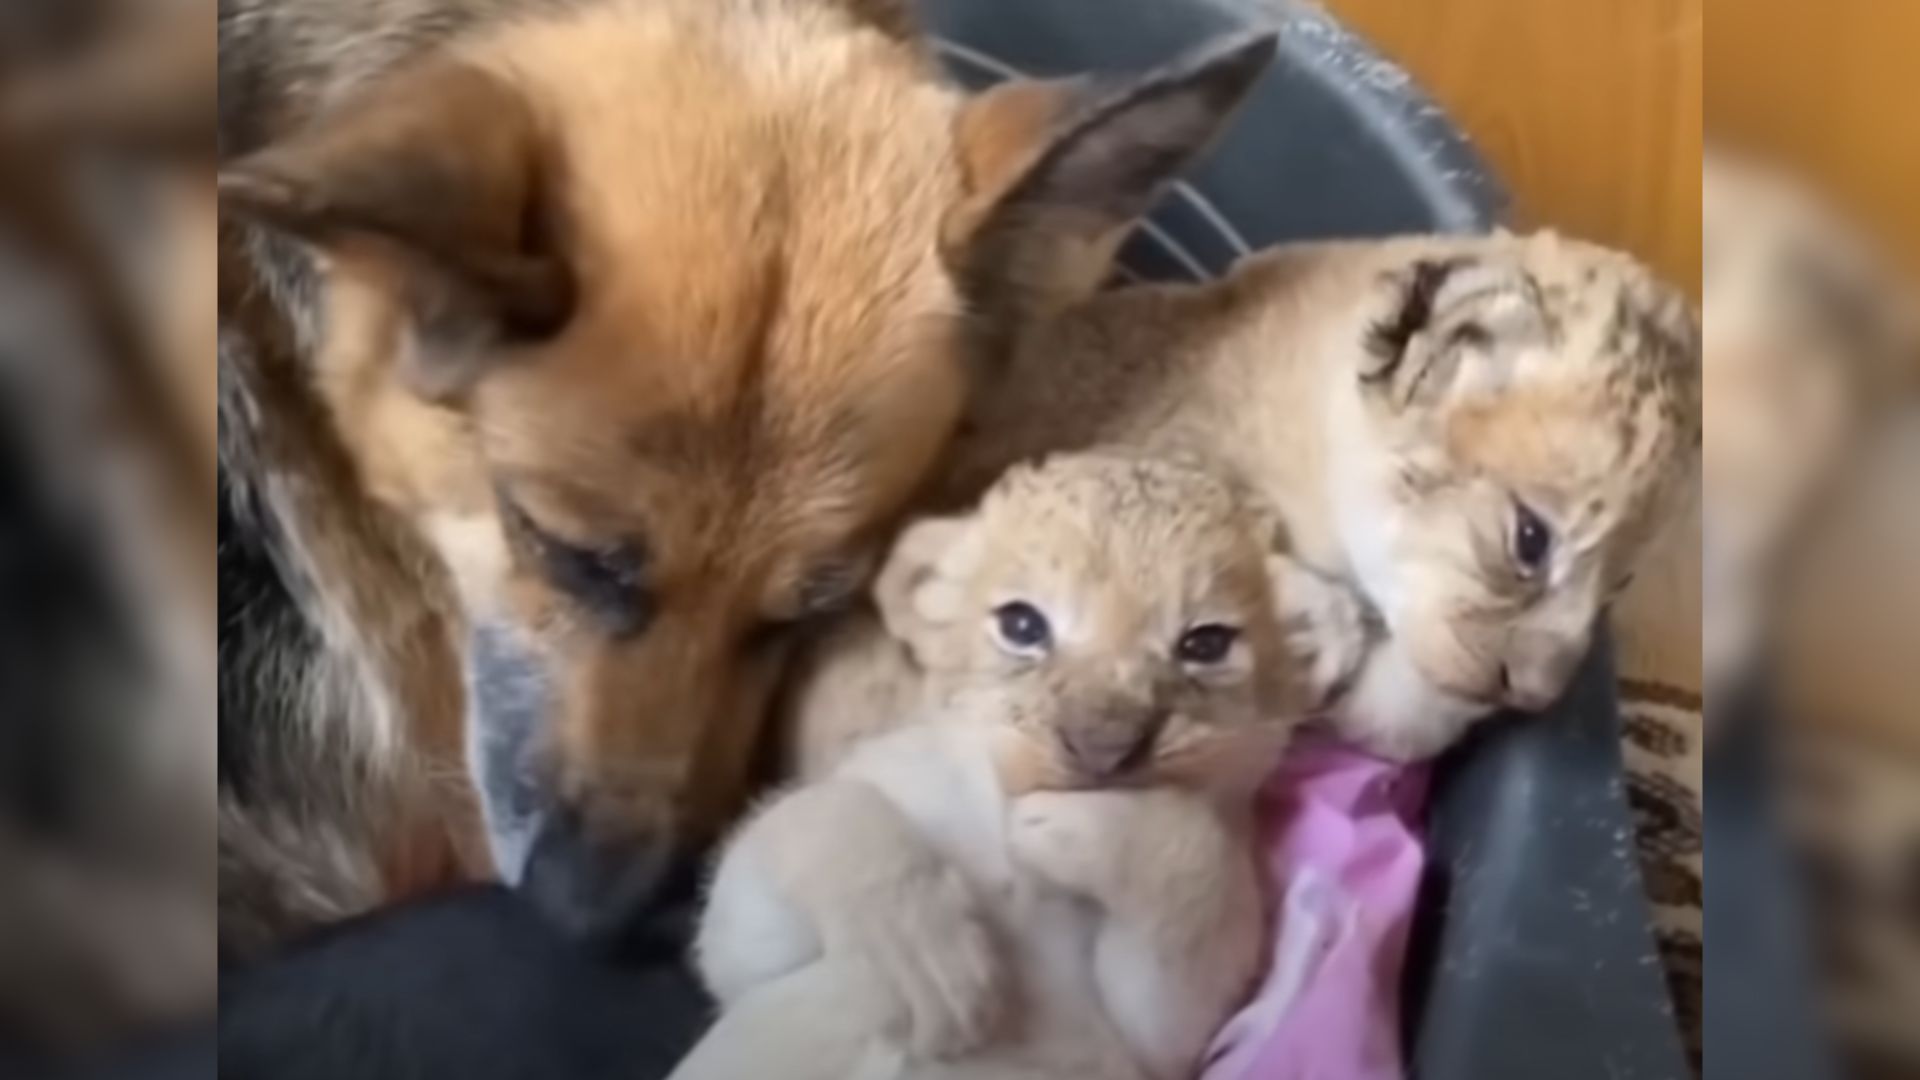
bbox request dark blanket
[213,886,713,1080]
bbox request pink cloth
[1201,736,1430,1080]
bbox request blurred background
[0,1,1916,1077]
[0,0,215,1066]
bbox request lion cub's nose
[1058,708,1167,780]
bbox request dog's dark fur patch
[214,0,1279,960]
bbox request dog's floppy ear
[874,514,979,669]
[218,60,570,402]
[947,31,1278,334]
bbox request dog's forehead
[484,0,964,334]
[466,5,973,583]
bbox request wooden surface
[1705,0,1920,275]
[1319,0,1703,296]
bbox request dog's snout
[519,807,700,959]
[1058,707,1167,780]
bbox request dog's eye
[992,602,1052,654]
[1175,624,1240,665]
[499,493,651,635]
[543,539,651,634]
[1511,500,1553,576]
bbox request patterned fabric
[1617,678,1704,1074]
[1609,497,1706,1073]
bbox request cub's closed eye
[498,493,652,636]
[1511,500,1553,576]
[992,601,1052,655]
[1176,624,1239,665]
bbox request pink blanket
[1201,737,1430,1080]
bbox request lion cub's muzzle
[1498,628,1590,712]
[467,622,709,955]
[1053,701,1171,784]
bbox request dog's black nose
[518,809,701,960]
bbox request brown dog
[217,0,1275,950]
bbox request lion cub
[675,452,1304,1080]
[942,231,1702,759]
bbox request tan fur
[218,0,1277,908]
[938,230,1701,758]
[686,451,1289,1080]
[790,450,1308,782]
[222,0,974,863]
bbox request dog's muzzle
[519,809,701,959]
[466,622,698,956]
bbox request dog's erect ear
[218,60,571,401]
[947,31,1278,332]
[874,515,978,669]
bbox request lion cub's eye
[1511,500,1554,576]
[1176,624,1240,665]
[992,601,1052,655]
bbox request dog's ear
[946,31,1277,331]
[874,514,979,669]
[218,60,570,402]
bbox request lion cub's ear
[874,515,981,669]
[218,60,570,402]
[1361,255,1554,411]
[946,31,1278,337]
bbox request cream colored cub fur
[938,231,1701,759]
[676,452,1304,1080]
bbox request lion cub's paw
[1275,558,1371,709]
[844,865,1008,1058]
[1008,790,1136,898]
